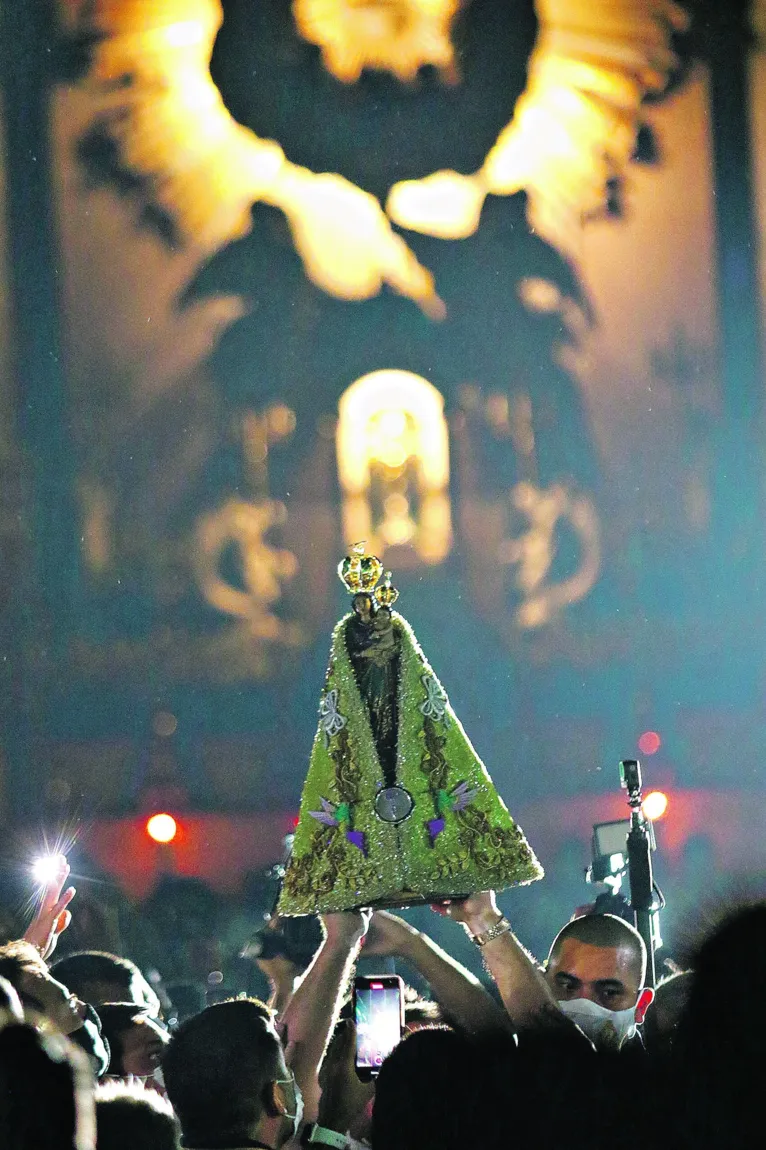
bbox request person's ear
[269,1079,292,1118]
[263,1080,286,1119]
[635,987,655,1024]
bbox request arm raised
[364,909,510,1034]
[433,892,564,1032]
[279,911,369,1122]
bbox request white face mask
[276,1074,304,1139]
[557,997,637,1049]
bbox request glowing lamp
[638,731,661,755]
[146,813,178,844]
[337,371,452,564]
[642,791,669,821]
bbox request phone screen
[354,975,404,1078]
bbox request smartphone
[353,974,404,1081]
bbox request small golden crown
[337,543,398,608]
[375,570,399,608]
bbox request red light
[292,816,300,829]
[638,731,661,755]
[370,982,384,989]
[146,813,178,843]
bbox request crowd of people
[0,852,762,1149]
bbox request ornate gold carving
[499,481,601,629]
[292,0,461,84]
[193,497,301,642]
[72,0,686,311]
[388,0,689,246]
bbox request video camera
[241,833,324,971]
[585,759,664,986]
[241,915,324,970]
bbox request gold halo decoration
[73,0,688,310]
[293,0,462,84]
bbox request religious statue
[278,544,542,913]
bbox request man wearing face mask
[163,911,369,1149]
[543,914,654,1050]
[163,998,304,1150]
[436,894,653,1051]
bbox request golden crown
[337,543,399,607]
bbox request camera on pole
[585,759,665,988]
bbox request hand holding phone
[353,974,404,1080]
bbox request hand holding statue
[430,891,503,938]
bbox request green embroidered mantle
[278,611,542,914]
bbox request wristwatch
[471,916,512,947]
[302,1124,350,1149]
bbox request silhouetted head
[163,998,301,1149]
[95,1079,180,1150]
[0,1020,96,1150]
[372,1027,496,1150]
[52,952,160,1018]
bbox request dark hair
[51,952,160,1015]
[0,940,47,992]
[372,1028,490,1150]
[95,1003,150,1077]
[548,914,646,985]
[404,998,444,1028]
[163,998,281,1145]
[0,1021,95,1150]
[95,1080,179,1150]
[642,970,693,1056]
[671,904,766,1148]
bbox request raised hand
[318,1018,375,1137]
[24,855,76,960]
[362,910,415,957]
[430,891,501,935]
[321,908,372,948]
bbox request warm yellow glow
[267,404,297,438]
[79,0,686,304]
[193,497,299,640]
[80,481,114,573]
[642,791,669,821]
[518,277,562,313]
[293,0,461,84]
[79,0,443,315]
[338,370,449,490]
[386,171,486,240]
[161,19,207,50]
[276,166,445,313]
[88,0,287,252]
[387,0,688,245]
[337,370,452,564]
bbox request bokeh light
[638,730,662,755]
[642,791,669,821]
[153,710,178,738]
[146,813,178,844]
